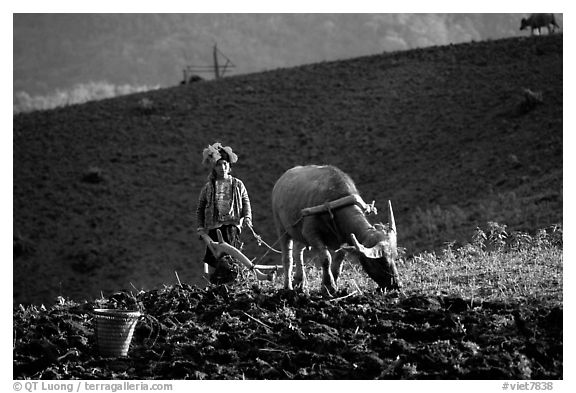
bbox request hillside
[13,34,563,305]
[15,14,538,98]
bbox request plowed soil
[13,284,562,379]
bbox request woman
[196,142,252,282]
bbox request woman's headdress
[201,142,238,168]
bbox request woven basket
[93,309,141,357]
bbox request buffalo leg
[280,235,294,290]
[331,249,346,283]
[300,220,337,296]
[319,248,337,296]
[293,245,307,290]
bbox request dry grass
[400,244,562,305]
[271,223,563,306]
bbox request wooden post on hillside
[180,44,234,83]
[213,44,221,79]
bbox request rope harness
[247,225,282,254]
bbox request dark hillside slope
[13,34,562,305]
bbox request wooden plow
[200,229,283,281]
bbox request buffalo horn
[388,200,396,233]
[350,233,384,259]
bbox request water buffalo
[272,165,400,295]
[520,14,559,35]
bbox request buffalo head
[346,200,401,290]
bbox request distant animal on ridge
[272,165,401,296]
[520,14,560,35]
[180,74,203,85]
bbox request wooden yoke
[301,194,378,217]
